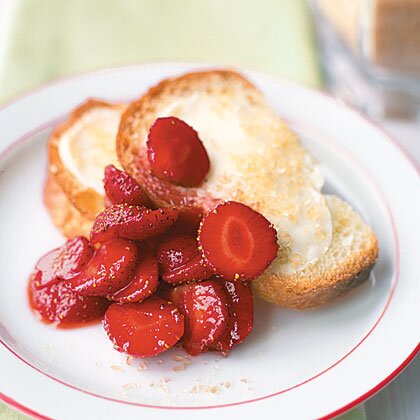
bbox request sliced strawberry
[147,117,210,187]
[103,297,184,358]
[169,207,203,236]
[168,280,229,356]
[162,254,213,285]
[57,236,94,280]
[166,286,185,310]
[69,239,137,296]
[34,237,94,289]
[155,280,174,301]
[104,165,152,207]
[104,196,113,208]
[198,201,278,281]
[33,247,62,289]
[157,233,212,285]
[110,244,158,303]
[29,273,109,326]
[148,207,203,251]
[212,281,254,352]
[90,204,178,244]
[132,153,217,210]
[157,234,198,274]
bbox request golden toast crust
[44,174,93,238]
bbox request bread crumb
[171,354,192,371]
[187,383,223,394]
[200,384,218,394]
[126,356,133,366]
[111,365,124,372]
[190,385,199,394]
[209,385,218,394]
[137,361,148,371]
[159,384,169,393]
[240,377,249,383]
[122,383,142,393]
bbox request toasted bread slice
[48,99,125,219]
[117,70,378,309]
[44,174,93,238]
[253,195,378,308]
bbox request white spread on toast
[59,108,122,194]
[158,93,332,275]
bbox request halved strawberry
[34,236,94,289]
[157,234,198,274]
[104,165,152,207]
[29,274,109,326]
[90,204,178,244]
[198,201,278,281]
[103,297,184,358]
[168,280,229,356]
[69,239,137,296]
[162,254,213,285]
[147,117,210,187]
[110,244,158,303]
[212,281,254,352]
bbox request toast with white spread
[47,99,125,219]
[117,70,378,309]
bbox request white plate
[0,63,419,420]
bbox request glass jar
[308,0,420,121]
